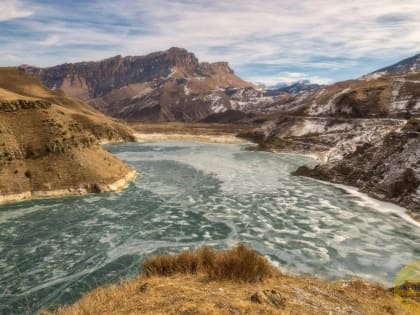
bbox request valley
[1,142,419,314]
[1,45,420,315]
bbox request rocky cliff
[237,55,420,219]
[293,118,420,220]
[0,68,136,203]
[20,48,259,122]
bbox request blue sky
[1,0,420,85]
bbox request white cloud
[39,34,61,46]
[0,0,33,21]
[1,0,420,83]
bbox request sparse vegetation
[142,244,274,282]
[44,245,420,315]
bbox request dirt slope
[0,68,136,203]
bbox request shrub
[142,244,274,282]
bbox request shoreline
[0,169,137,206]
[270,150,420,226]
[1,133,417,227]
[305,177,420,228]
[132,134,420,226]
[134,132,247,144]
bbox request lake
[1,141,419,314]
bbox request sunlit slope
[0,68,135,201]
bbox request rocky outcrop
[20,48,256,122]
[0,100,51,111]
[293,119,420,220]
[239,116,405,161]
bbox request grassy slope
[46,246,419,315]
[0,68,135,198]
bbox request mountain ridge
[371,53,420,75]
[19,47,255,122]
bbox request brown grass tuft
[142,244,274,282]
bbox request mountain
[0,68,136,203]
[371,53,420,75]
[264,80,324,96]
[238,55,420,219]
[250,69,420,118]
[20,47,259,122]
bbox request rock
[139,282,150,293]
[292,120,420,219]
[250,289,286,308]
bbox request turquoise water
[1,141,419,314]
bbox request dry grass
[45,246,420,315]
[142,245,274,282]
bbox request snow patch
[131,87,153,100]
[361,72,387,81]
[184,85,191,96]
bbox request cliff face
[20,48,256,122]
[293,119,420,220]
[0,68,135,202]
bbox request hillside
[20,48,266,122]
[236,55,420,220]
[293,118,420,221]
[371,53,420,75]
[0,68,136,203]
[45,246,419,315]
[252,71,420,118]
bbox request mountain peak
[166,47,191,54]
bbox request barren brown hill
[20,47,258,122]
[0,68,136,203]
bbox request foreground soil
[45,246,419,315]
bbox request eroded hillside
[20,48,266,122]
[0,68,136,203]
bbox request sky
[1,0,420,86]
